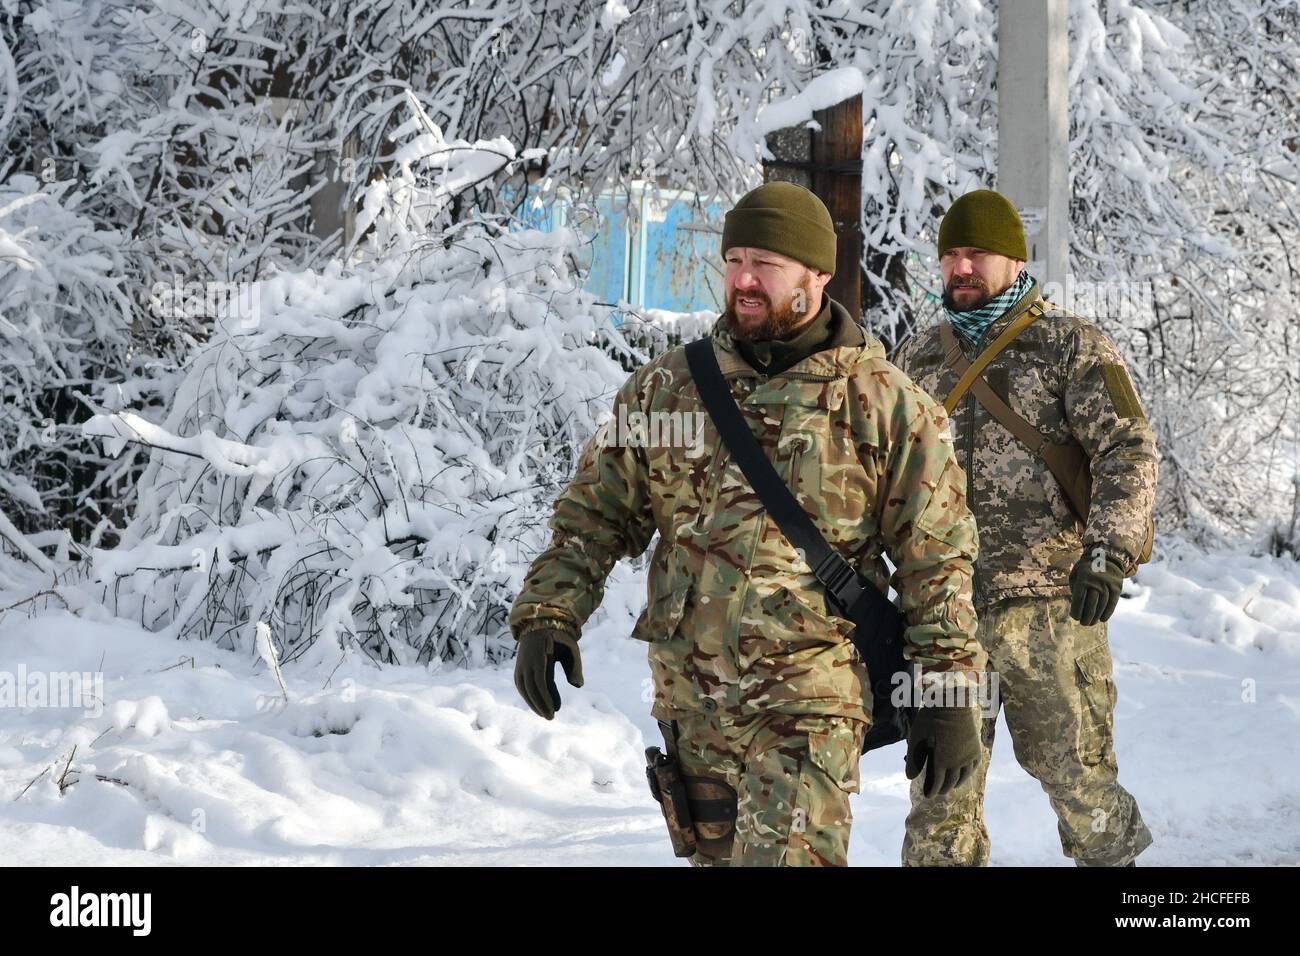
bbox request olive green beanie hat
[938,189,1028,261]
[721,181,837,274]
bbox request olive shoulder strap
[939,303,1091,524]
[940,302,1044,414]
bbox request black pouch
[680,774,737,859]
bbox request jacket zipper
[961,334,978,603]
[964,389,975,528]
[770,370,838,383]
[960,298,1033,604]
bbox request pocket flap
[1075,641,1113,684]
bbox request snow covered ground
[1,541,1297,866]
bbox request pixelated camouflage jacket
[508,297,986,724]
[893,281,1158,610]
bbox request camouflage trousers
[902,595,1152,867]
[671,709,866,866]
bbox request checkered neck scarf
[944,270,1035,346]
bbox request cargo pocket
[805,718,864,794]
[631,567,687,644]
[760,585,856,645]
[1074,640,1117,768]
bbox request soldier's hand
[904,704,981,798]
[513,627,584,720]
[1069,546,1127,626]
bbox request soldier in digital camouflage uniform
[509,182,988,866]
[892,189,1157,867]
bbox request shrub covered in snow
[0,0,1291,640]
[80,111,644,668]
[0,173,152,558]
[85,222,643,666]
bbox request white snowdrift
[1,546,1297,865]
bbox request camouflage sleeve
[507,368,657,642]
[1060,325,1158,568]
[889,330,921,376]
[877,388,986,676]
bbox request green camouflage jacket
[509,297,985,724]
[893,282,1158,610]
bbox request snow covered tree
[2,0,1297,646]
[80,100,643,666]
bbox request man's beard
[943,275,994,312]
[724,274,816,342]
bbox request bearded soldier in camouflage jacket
[509,182,987,866]
[892,189,1157,867]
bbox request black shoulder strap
[683,338,900,636]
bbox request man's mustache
[948,277,987,291]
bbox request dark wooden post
[763,94,863,322]
[812,96,863,322]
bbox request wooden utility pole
[763,95,864,321]
[812,96,864,321]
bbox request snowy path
[1,546,1296,866]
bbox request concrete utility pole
[997,0,1069,297]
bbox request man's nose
[954,258,975,275]
[734,271,761,290]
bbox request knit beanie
[938,189,1028,261]
[721,181,837,274]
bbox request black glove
[1069,545,1127,626]
[904,704,981,798]
[513,627,584,720]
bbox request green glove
[904,704,982,798]
[513,627,584,720]
[1069,546,1127,626]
